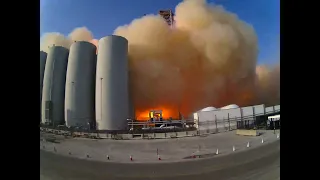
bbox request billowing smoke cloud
[40,32,71,52]
[40,27,96,52]
[68,27,93,41]
[40,0,280,119]
[255,63,280,105]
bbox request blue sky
[40,0,279,65]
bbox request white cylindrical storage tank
[40,51,47,122]
[96,35,129,130]
[220,104,239,110]
[65,41,97,128]
[41,46,69,125]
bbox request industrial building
[193,104,280,132]
[125,104,280,133]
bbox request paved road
[40,130,279,163]
[40,140,280,180]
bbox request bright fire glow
[135,107,179,121]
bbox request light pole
[100,78,103,130]
[273,120,276,134]
[71,81,75,126]
[49,56,55,127]
[87,122,90,132]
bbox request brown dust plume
[40,0,280,120]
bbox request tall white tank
[95,35,130,130]
[41,46,69,125]
[65,41,97,128]
[40,51,47,122]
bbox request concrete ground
[40,130,280,163]
[40,140,280,180]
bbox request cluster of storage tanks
[40,35,132,131]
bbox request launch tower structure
[159,9,174,27]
